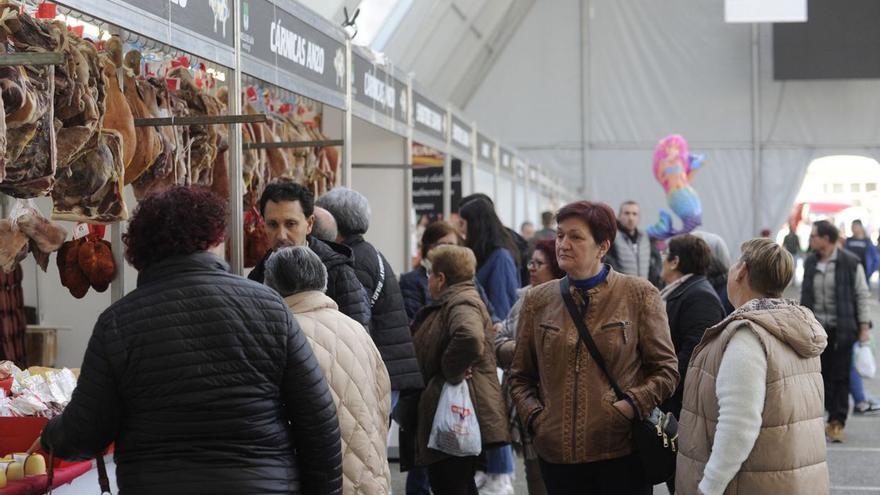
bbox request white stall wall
[497,174,514,228]
[515,181,526,231]
[348,118,408,275]
[476,164,496,201]
[528,188,540,226]
[461,160,473,196]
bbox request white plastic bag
[428,381,481,457]
[855,343,876,379]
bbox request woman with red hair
[40,187,343,495]
[508,201,678,494]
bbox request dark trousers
[427,456,479,495]
[538,454,651,495]
[405,466,431,495]
[822,331,854,425]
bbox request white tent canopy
[308,0,880,255]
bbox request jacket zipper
[572,344,580,460]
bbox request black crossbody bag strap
[559,276,627,401]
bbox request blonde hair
[739,238,794,297]
[427,245,477,285]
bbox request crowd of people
[31,181,878,495]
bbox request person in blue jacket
[458,197,521,494]
[845,220,878,288]
[460,199,522,319]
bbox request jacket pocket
[600,321,631,332]
[539,323,562,333]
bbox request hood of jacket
[308,236,355,270]
[721,299,827,359]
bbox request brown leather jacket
[508,269,679,464]
[412,281,510,466]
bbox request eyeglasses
[527,260,546,269]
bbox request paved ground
[56,287,880,494]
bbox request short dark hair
[813,220,839,243]
[124,186,227,271]
[259,180,314,218]
[459,193,494,209]
[556,201,617,246]
[533,239,564,279]
[541,211,554,226]
[667,235,712,276]
[852,219,863,227]
[619,200,639,213]
[521,221,534,230]
[420,221,461,260]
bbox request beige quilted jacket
[285,291,392,495]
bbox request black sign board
[500,148,514,169]
[353,52,408,125]
[240,0,346,94]
[451,116,472,155]
[126,0,167,17]
[412,92,447,142]
[412,160,462,222]
[240,0,274,59]
[478,133,495,164]
[170,0,233,46]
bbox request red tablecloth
[0,461,92,495]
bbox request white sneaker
[480,474,514,495]
[474,471,488,489]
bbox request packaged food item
[0,361,77,417]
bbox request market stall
[344,45,410,273]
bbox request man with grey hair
[265,246,393,495]
[316,187,423,398]
[312,207,339,243]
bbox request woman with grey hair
[266,246,393,495]
[316,187,423,402]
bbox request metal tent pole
[343,38,353,188]
[750,22,762,237]
[228,0,244,275]
[443,105,452,219]
[404,75,414,269]
[470,122,478,195]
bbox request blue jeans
[852,348,867,404]
[486,445,514,474]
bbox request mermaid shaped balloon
[647,134,704,240]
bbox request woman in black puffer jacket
[40,187,342,495]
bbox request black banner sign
[240,0,346,94]
[500,148,514,169]
[412,160,462,222]
[170,0,233,46]
[478,133,495,164]
[353,52,408,125]
[412,91,447,142]
[451,116,472,155]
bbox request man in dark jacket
[802,220,872,443]
[249,181,371,329]
[41,187,342,495]
[317,187,423,395]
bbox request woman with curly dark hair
[40,187,343,495]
